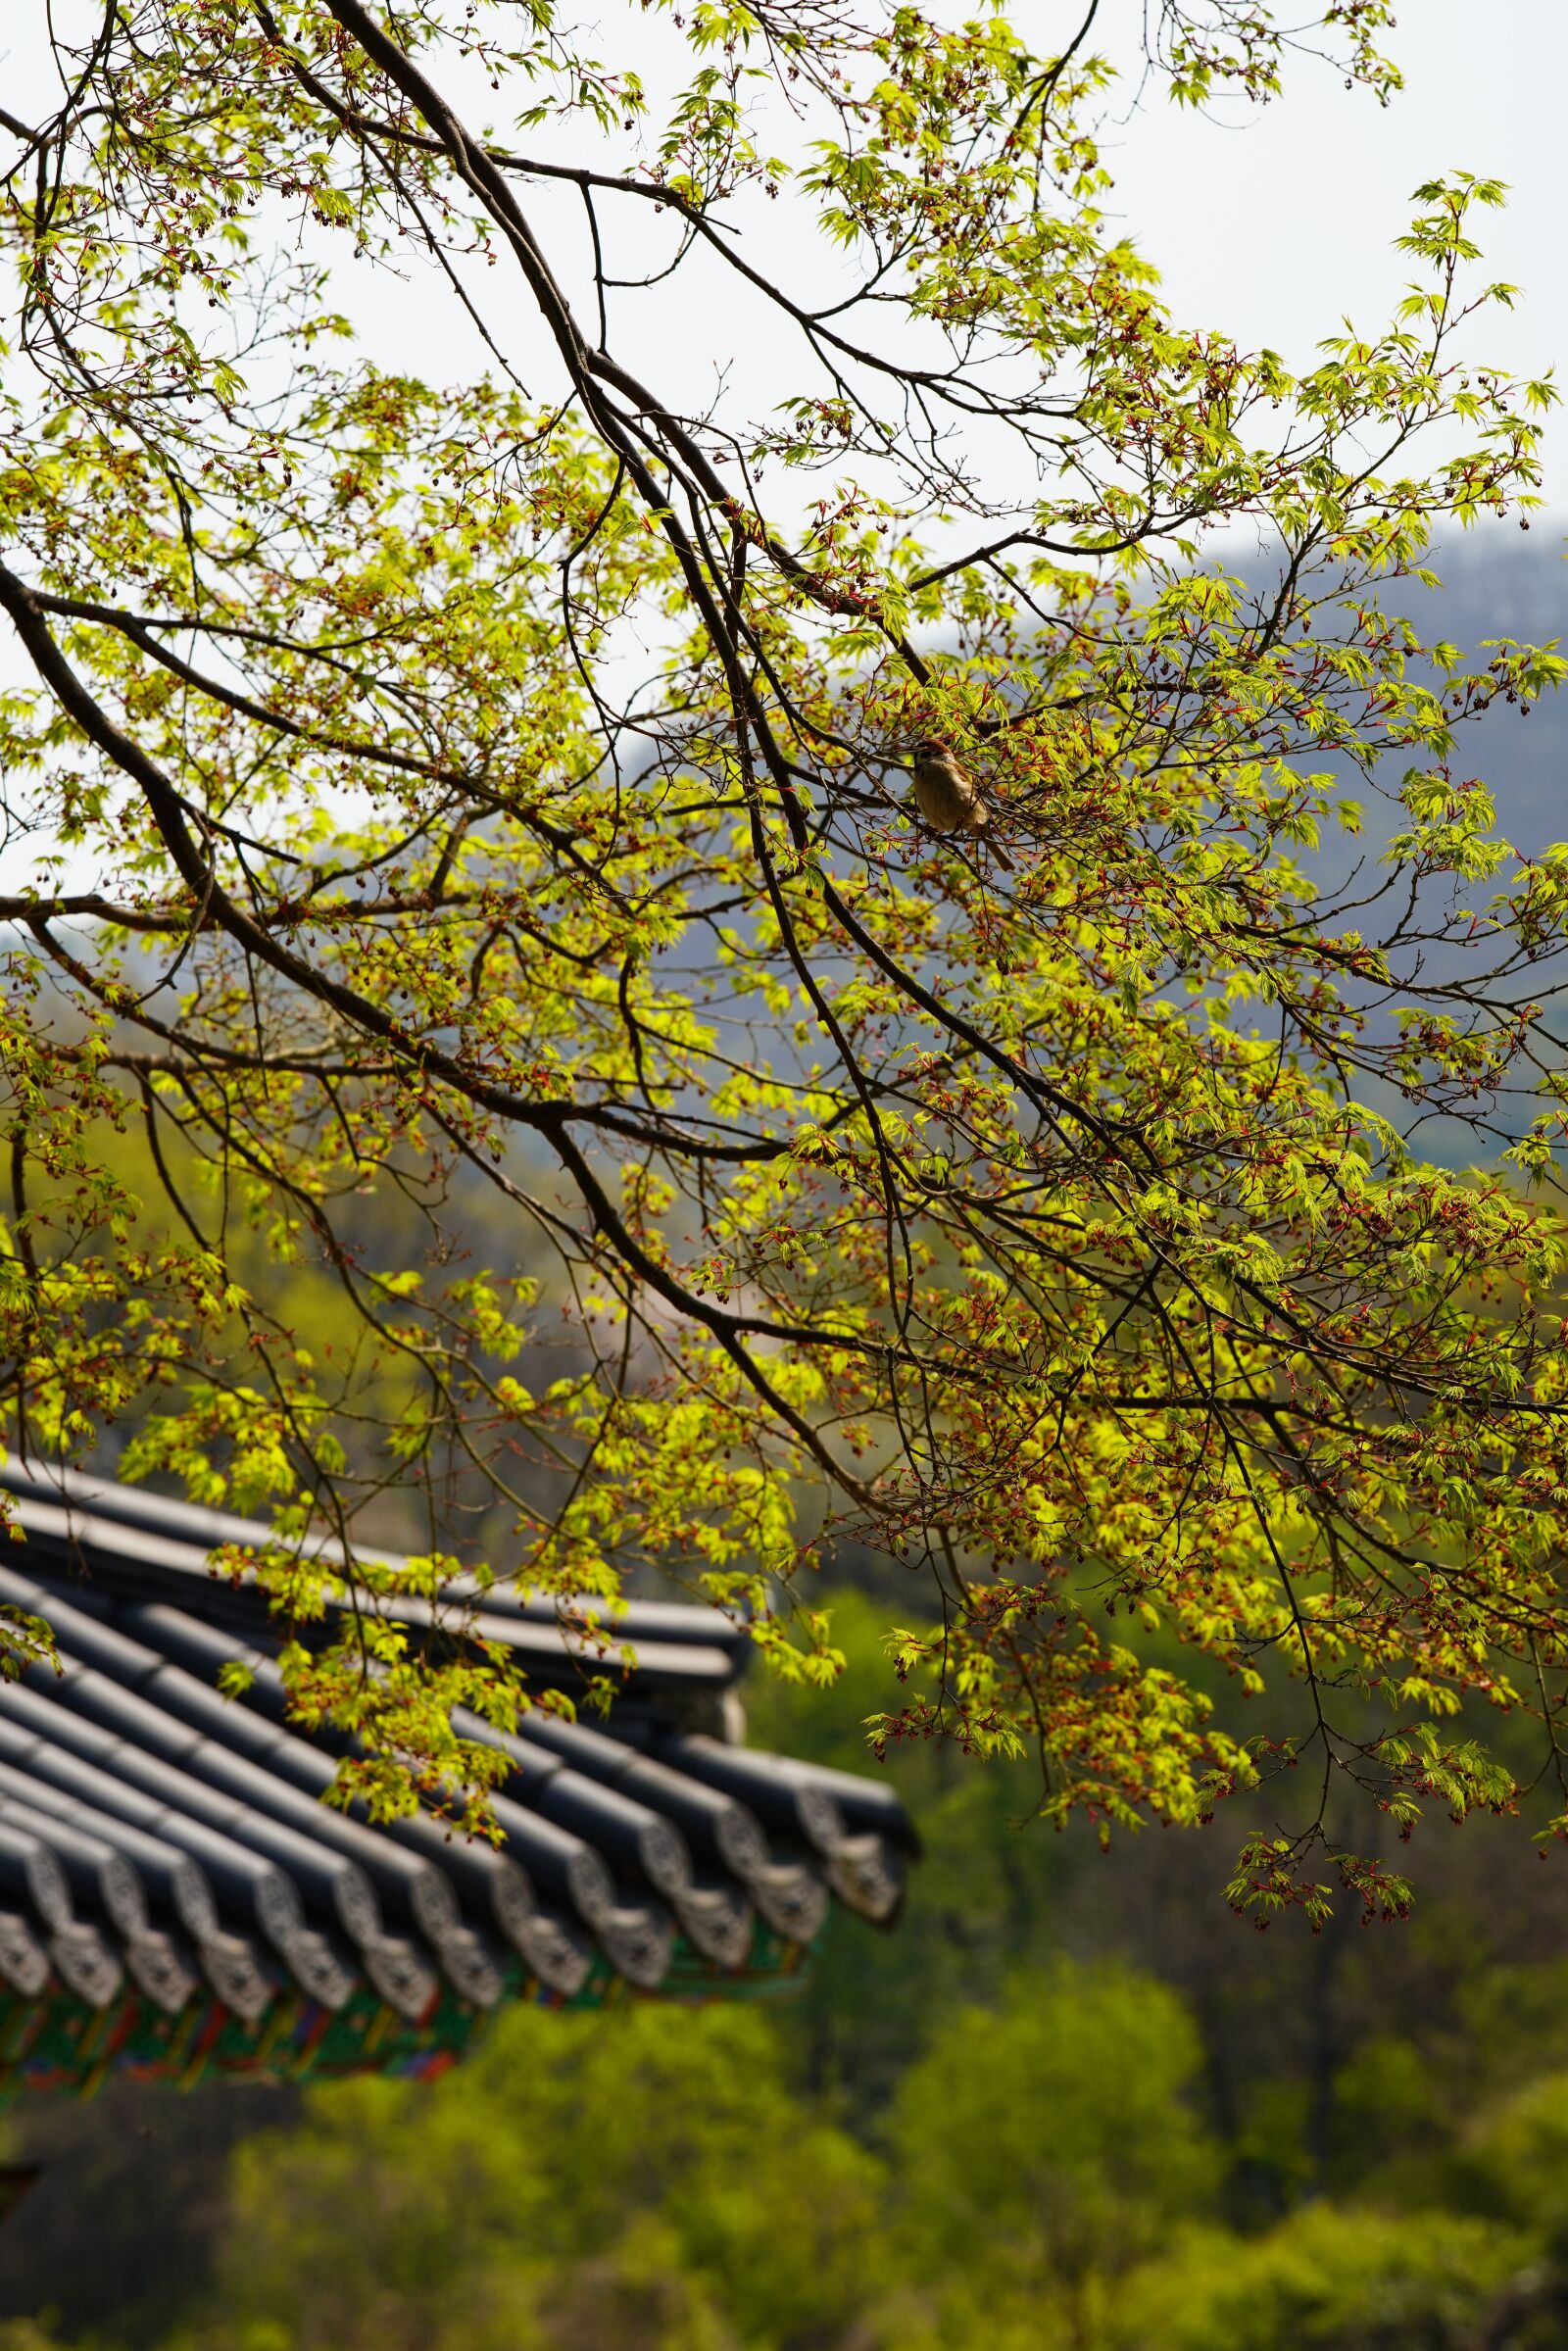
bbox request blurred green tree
[1113,2205,1531,2351]
[179,2002,885,2351]
[890,1960,1219,2349]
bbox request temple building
[0,1460,917,2101]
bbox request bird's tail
[973,812,1015,872]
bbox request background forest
[10,1576,1568,2351]
[0,532,1561,2351]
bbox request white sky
[0,0,1558,1163]
[0,0,1562,900]
[1107,0,1568,508]
[4,2,1564,483]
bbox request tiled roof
[0,1461,916,2098]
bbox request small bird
[908,737,1013,869]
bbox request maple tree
[0,0,1564,1917]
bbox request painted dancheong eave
[0,1460,913,2101]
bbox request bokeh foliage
[11,1635,1568,2351]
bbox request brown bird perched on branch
[908,737,1014,869]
